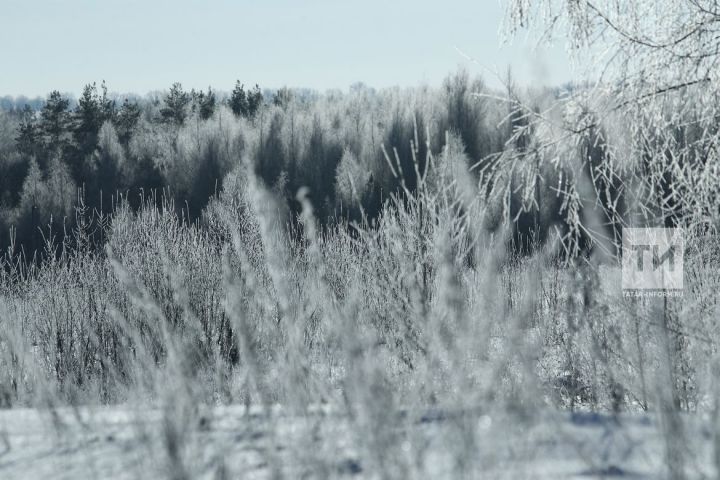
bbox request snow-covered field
[0,405,713,479]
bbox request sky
[0,0,572,98]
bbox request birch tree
[500,0,720,254]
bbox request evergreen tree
[229,80,248,118]
[114,99,141,145]
[199,86,216,120]
[16,113,40,158]
[229,81,263,118]
[247,84,263,118]
[73,83,105,160]
[160,83,190,125]
[39,91,71,158]
[273,87,292,109]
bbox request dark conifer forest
[0,74,545,259]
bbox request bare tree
[497,0,720,255]
[503,3,720,476]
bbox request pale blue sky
[0,0,571,97]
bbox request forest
[3,0,720,478]
[0,74,537,258]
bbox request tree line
[0,71,632,263]
[0,80,271,257]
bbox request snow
[0,405,714,479]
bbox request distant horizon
[0,0,572,99]
[0,69,574,106]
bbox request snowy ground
[0,404,714,479]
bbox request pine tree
[73,83,104,159]
[229,81,263,118]
[39,91,71,156]
[199,86,216,120]
[160,83,190,125]
[114,99,141,145]
[16,111,40,158]
[273,87,292,109]
[229,80,248,118]
[247,84,263,118]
